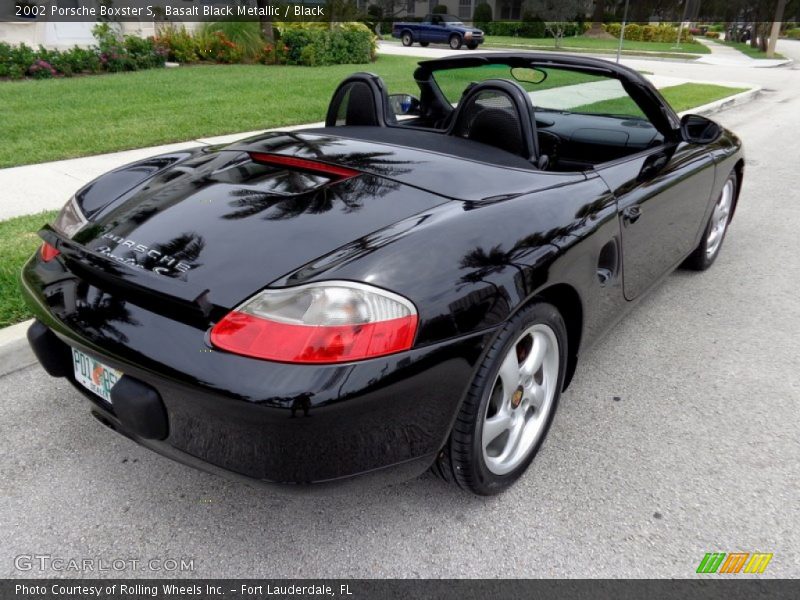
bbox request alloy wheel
[706,178,734,258]
[481,324,559,475]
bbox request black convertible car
[22,53,743,495]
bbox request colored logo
[696,552,773,574]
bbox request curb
[679,86,762,118]
[0,319,35,378]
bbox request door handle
[622,206,642,225]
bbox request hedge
[485,21,587,38]
[785,28,800,39]
[0,28,164,80]
[1,21,376,81]
[473,2,492,31]
[604,23,697,44]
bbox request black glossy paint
[20,53,745,488]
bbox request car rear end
[19,143,490,488]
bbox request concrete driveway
[1,44,799,579]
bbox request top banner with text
[3,0,795,24]
[5,1,333,23]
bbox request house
[356,0,522,21]
[391,0,523,20]
[1,1,155,48]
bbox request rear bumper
[21,258,494,489]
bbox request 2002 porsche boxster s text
[22,53,743,495]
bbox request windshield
[431,64,648,120]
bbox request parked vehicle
[23,53,743,495]
[392,14,484,50]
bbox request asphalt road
[2,45,800,579]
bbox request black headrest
[448,79,539,161]
[326,73,396,128]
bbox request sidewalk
[694,37,792,68]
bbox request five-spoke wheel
[683,172,737,270]
[482,324,559,475]
[435,301,567,495]
[706,177,734,258]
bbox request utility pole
[674,0,691,50]
[616,0,630,64]
[767,0,787,58]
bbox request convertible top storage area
[304,126,539,170]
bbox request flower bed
[1,21,376,81]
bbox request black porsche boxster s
[22,53,743,495]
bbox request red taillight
[248,152,360,181]
[210,311,418,364]
[40,241,60,262]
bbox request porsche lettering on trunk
[97,233,193,276]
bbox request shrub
[199,20,264,62]
[153,24,198,63]
[704,31,720,39]
[28,58,57,79]
[194,30,243,63]
[521,12,546,38]
[0,41,31,79]
[124,35,165,70]
[486,19,547,38]
[280,22,374,66]
[92,23,133,71]
[604,23,696,44]
[785,28,800,39]
[0,42,11,78]
[432,4,448,14]
[473,2,492,30]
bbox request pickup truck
[392,14,485,50]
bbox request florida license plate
[71,348,122,403]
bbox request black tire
[449,34,462,50]
[402,32,413,47]
[434,302,567,495]
[467,42,479,50]
[682,172,737,271]
[420,41,430,47]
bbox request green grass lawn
[573,83,748,116]
[711,38,785,60]
[0,211,56,328]
[0,56,424,169]
[481,35,710,57]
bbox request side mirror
[681,114,722,144]
[388,93,421,116]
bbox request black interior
[324,68,666,172]
[448,79,539,161]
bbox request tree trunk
[256,0,275,43]
[584,0,614,38]
[767,0,788,58]
[758,22,770,52]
